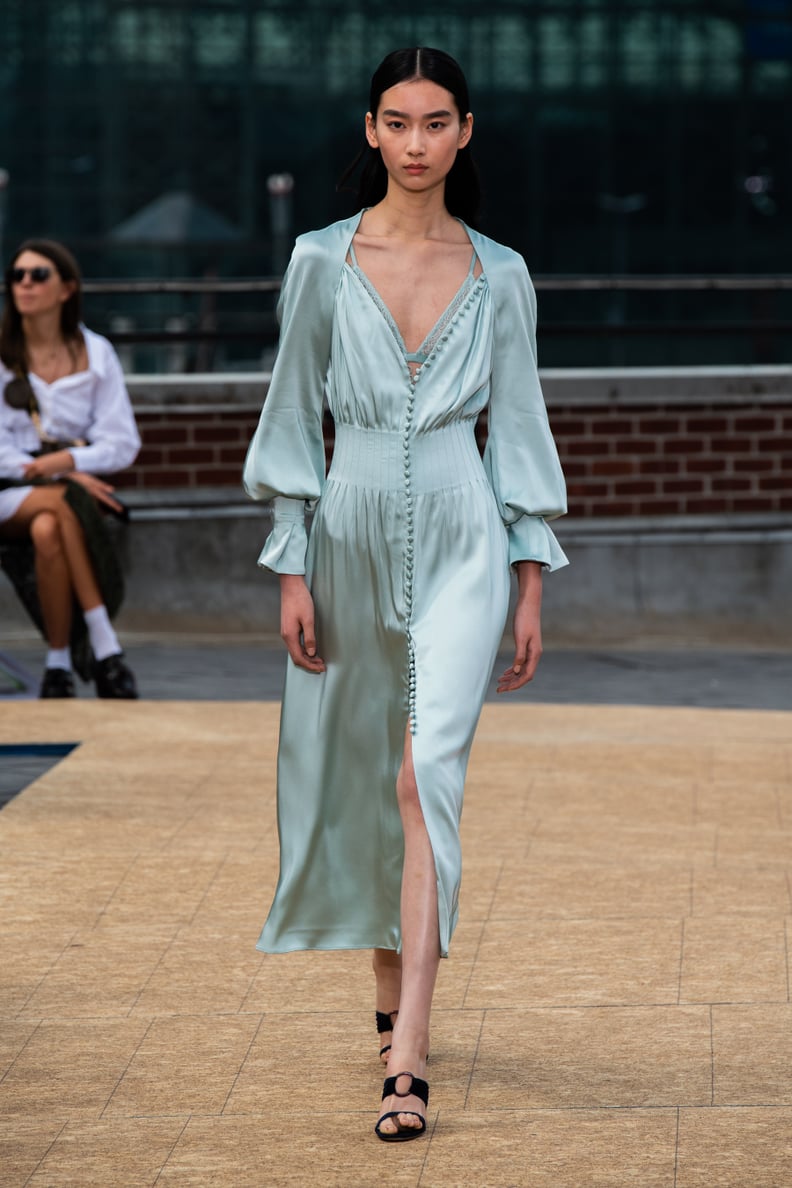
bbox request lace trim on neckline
[347,249,481,365]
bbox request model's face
[366,78,472,196]
[10,250,73,318]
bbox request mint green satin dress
[244,212,567,957]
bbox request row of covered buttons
[403,375,417,733]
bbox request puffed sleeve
[483,252,568,571]
[0,369,37,477]
[243,234,334,574]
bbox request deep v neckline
[347,241,480,366]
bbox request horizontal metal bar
[533,276,792,292]
[109,321,792,345]
[80,275,792,296]
[82,279,283,295]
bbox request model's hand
[22,449,74,480]
[280,574,326,674]
[66,470,126,515]
[497,561,543,694]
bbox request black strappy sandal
[376,1009,398,1063]
[374,1070,429,1142]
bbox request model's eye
[427,122,446,131]
[386,120,405,131]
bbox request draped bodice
[329,261,493,436]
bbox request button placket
[403,374,418,734]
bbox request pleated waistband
[328,421,485,493]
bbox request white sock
[84,605,121,662]
[45,647,72,672]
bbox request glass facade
[1,1,790,366]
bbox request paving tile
[457,857,503,921]
[241,948,374,1014]
[434,964,476,1012]
[186,853,275,925]
[776,783,792,831]
[18,925,178,1018]
[420,1108,677,1188]
[715,828,792,866]
[460,812,536,860]
[158,1113,426,1186]
[0,816,186,858]
[468,1006,711,1109]
[96,853,225,926]
[27,1116,188,1187]
[0,856,131,931]
[677,1106,792,1187]
[104,1014,260,1116]
[533,740,710,784]
[460,779,536,858]
[692,868,792,916]
[226,1008,483,1116]
[679,917,788,1003]
[530,775,696,828]
[0,928,76,1014]
[0,1019,39,1078]
[713,1004,792,1105]
[130,925,262,1016]
[0,1019,150,1118]
[464,918,684,1008]
[490,861,692,920]
[710,741,791,784]
[161,802,278,854]
[528,821,717,868]
[0,1117,68,1188]
[695,780,782,828]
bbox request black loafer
[39,668,76,699]
[94,653,138,699]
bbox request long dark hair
[0,238,84,374]
[339,47,481,227]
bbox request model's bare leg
[372,947,402,1063]
[376,730,438,1135]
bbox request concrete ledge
[5,497,788,644]
[125,364,792,412]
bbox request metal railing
[73,275,792,362]
[81,274,792,296]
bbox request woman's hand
[497,560,543,694]
[65,470,127,515]
[22,449,74,480]
[279,574,326,674]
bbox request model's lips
[405,165,428,174]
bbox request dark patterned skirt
[0,479,125,681]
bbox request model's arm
[278,573,326,673]
[496,560,542,693]
[483,252,568,691]
[243,235,335,672]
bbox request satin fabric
[244,212,567,957]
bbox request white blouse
[0,326,140,480]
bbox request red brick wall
[118,400,792,517]
[550,402,792,517]
[116,409,261,489]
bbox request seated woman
[0,238,140,698]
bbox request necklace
[29,341,74,382]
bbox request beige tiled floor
[1,700,791,1186]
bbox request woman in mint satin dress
[244,47,567,1140]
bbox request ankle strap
[375,1009,398,1033]
[382,1071,429,1107]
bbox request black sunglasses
[9,266,53,284]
